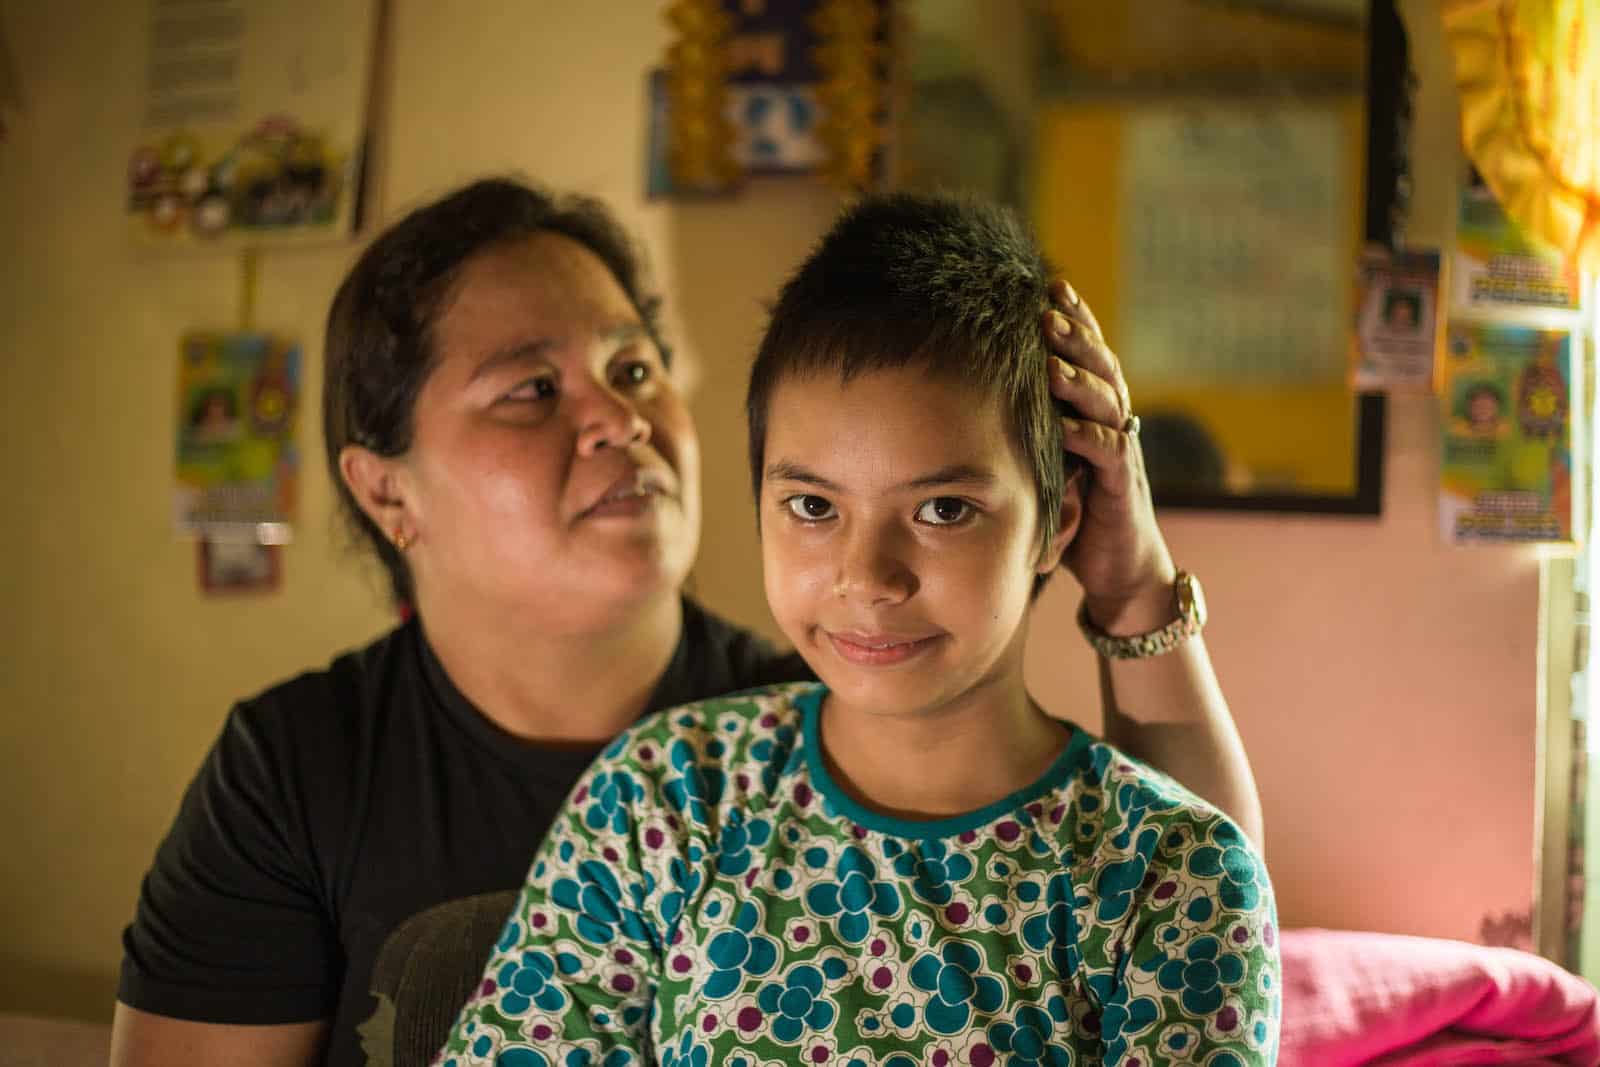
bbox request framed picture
[896,0,1409,514]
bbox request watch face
[1177,571,1207,626]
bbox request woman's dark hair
[323,177,670,607]
[747,193,1079,560]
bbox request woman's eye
[784,495,836,521]
[613,361,653,387]
[915,497,971,525]
[505,377,557,401]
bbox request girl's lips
[826,631,942,667]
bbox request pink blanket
[1279,928,1600,1066]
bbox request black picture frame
[1150,0,1407,516]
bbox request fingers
[1059,414,1136,493]
[1049,278,1104,339]
[1043,304,1130,416]
[1050,356,1123,428]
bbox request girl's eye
[915,497,971,525]
[613,361,653,388]
[784,495,836,521]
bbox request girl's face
[759,366,1077,722]
[396,233,701,628]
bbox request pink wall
[1026,391,1543,943]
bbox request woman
[111,178,1258,1067]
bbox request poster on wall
[128,0,376,248]
[1453,169,1581,312]
[647,0,891,196]
[174,330,300,543]
[1438,323,1573,545]
[1349,246,1443,394]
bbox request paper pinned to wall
[174,330,300,543]
[128,0,376,248]
[1438,322,1575,545]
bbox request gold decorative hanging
[664,0,742,193]
[811,0,884,190]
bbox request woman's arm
[1042,281,1265,848]
[111,1008,327,1067]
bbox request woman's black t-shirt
[118,599,810,1066]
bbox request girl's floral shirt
[437,683,1279,1067]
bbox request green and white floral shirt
[437,683,1280,1067]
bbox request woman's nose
[574,382,650,456]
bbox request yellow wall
[0,0,1542,1024]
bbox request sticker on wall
[128,0,376,248]
[1453,169,1581,312]
[197,540,281,595]
[174,331,300,544]
[1438,323,1573,545]
[1350,246,1443,394]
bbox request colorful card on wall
[174,331,300,543]
[128,0,376,248]
[1350,246,1443,393]
[1438,323,1573,544]
[1453,170,1581,311]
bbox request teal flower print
[585,769,640,835]
[987,1004,1072,1067]
[756,963,837,1042]
[1094,825,1161,922]
[804,845,901,944]
[907,940,1005,1034]
[494,949,573,1015]
[703,900,780,998]
[1020,873,1081,975]
[1155,934,1245,1014]
[550,860,654,946]
[661,1030,708,1067]
[659,855,701,927]
[484,1046,549,1067]
[662,739,726,828]
[1100,992,1161,1064]
[1187,822,1266,911]
[715,809,772,877]
[891,839,974,906]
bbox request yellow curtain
[1444,0,1600,277]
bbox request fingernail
[1062,417,1082,432]
[1065,283,1080,305]
[1049,310,1073,337]
[1055,357,1077,379]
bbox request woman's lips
[579,470,671,520]
[581,486,662,519]
[825,631,942,666]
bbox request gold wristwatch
[1077,571,1207,660]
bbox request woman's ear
[339,444,416,541]
[1035,466,1085,575]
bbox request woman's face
[398,232,701,629]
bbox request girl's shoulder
[573,681,821,834]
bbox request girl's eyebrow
[900,464,997,491]
[764,461,997,493]
[764,460,842,493]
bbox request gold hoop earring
[393,529,411,552]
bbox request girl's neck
[420,588,683,744]
[816,672,1070,823]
